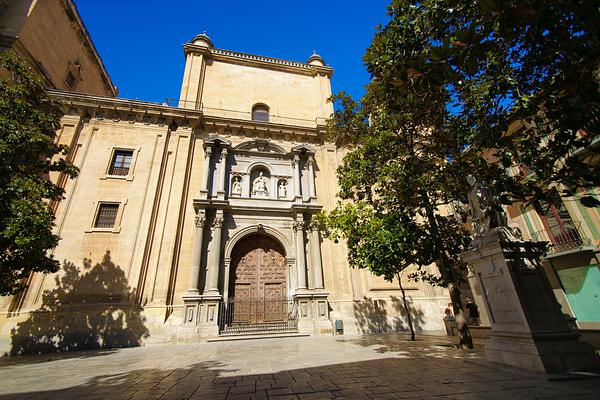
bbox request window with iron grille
[94,203,119,228]
[109,150,133,176]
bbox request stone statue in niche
[231,175,242,196]
[252,172,269,197]
[278,179,288,198]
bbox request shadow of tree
[353,296,425,334]
[341,332,482,360]
[0,360,234,400]
[9,251,149,355]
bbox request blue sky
[74,0,391,104]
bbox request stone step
[207,332,309,342]
[219,321,298,336]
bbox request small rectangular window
[109,150,133,176]
[94,203,119,228]
[65,70,78,90]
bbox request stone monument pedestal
[295,291,332,335]
[462,231,599,373]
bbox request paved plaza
[0,334,598,399]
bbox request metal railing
[218,298,298,333]
[163,99,326,128]
[530,220,591,254]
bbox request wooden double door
[229,234,287,322]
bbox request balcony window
[534,198,585,252]
[252,104,269,122]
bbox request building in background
[0,0,116,96]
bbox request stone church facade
[0,34,450,352]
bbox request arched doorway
[228,233,287,322]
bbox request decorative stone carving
[219,147,228,160]
[194,215,206,228]
[278,179,288,198]
[231,175,242,196]
[252,172,269,197]
[212,218,224,229]
[292,221,304,232]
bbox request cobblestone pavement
[0,333,598,399]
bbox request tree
[318,86,475,340]
[0,52,78,295]
[320,2,600,335]
[317,202,468,340]
[365,0,599,205]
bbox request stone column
[216,148,228,199]
[309,225,324,289]
[199,146,212,198]
[292,155,301,201]
[204,215,224,295]
[307,155,316,199]
[187,213,206,293]
[293,219,307,290]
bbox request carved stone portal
[229,234,287,323]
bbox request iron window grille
[94,203,119,228]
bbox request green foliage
[0,52,78,295]
[321,0,600,296]
[365,0,600,202]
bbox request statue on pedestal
[252,172,269,197]
[231,176,242,196]
[466,175,522,245]
[278,179,288,198]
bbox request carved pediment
[204,135,231,147]
[234,139,286,154]
[291,143,315,154]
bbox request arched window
[252,104,269,122]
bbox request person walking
[465,297,481,326]
[455,310,473,349]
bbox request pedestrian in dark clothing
[465,297,481,326]
[456,311,473,349]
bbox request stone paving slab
[0,333,598,399]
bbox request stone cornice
[183,44,334,78]
[49,90,328,140]
[49,89,202,128]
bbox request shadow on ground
[0,360,234,400]
[353,295,425,334]
[341,332,482,360]
[1,347,599,400]
[8,251,149,356]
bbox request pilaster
[199,146,212,199]
[292,155,302,202]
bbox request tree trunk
[449,284,463,313]
[397,273,415,340]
